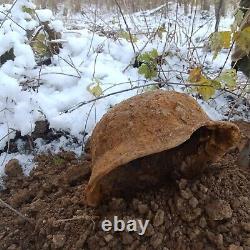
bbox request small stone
[132,199,140,210]
[138,204,149,215]
[150,233,163,249]
[231,198,241,210]
[128,240,140,250]
[108,198,126,210]
[52,234,66,248]
[244,238,250,246]
[181,207,202,222]
[75,231,89,248]
[150,201,159,212]
[138,245,147,250]
[11,188,32,207]
[153,209,165,227]
[231,225,241,236]
[42,242,49,249]
[218,224,230,233]
[180,188,193,200]
[206,231,223,248]
[228,244,243,250]
[206,200,232,220]
[189,197,199,208]
[63,164,90,185]
[242,223,250,232]
[104,234,113,243]
[145,224,155,237]
[0,232,5,240]
[188,228,201,240]
[7,244,19,250]
[5,159,23,177]
[191,182,198,193]
[175,197,185,211]
[199,217,207,228]
[178,179,188,189]
[87,236,100,249]
[199,184,208,193]
[99,239,106,247]
[121,232,134,245]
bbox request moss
[52,156,66,166]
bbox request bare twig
[0,0,18,29]
[56,215,99,223]
[0,10,26,31]
[0,198,32,223]
[81,102,96,152]
[114,0,136,53]
[39,72,81,79]
[61,80,219,114]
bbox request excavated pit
[98,125,234,201]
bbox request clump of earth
[0,123,250,250]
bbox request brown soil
[0,124,250,250]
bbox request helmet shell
[86,90,240,206]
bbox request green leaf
[188,68,216,100]
[138,49,159,63]
[210,31,231,59]
[137,49,159,79]
[188,68,205,83]
[119,31,138,43]
[149,49,159,59]
[210,80,221,90]
[233,27,250,55]
[138,63,157,79]
[53,156,65,166]
[138,52,150,62]
[197,85,215,101]
[156,24,166,39]
[22,6,35,15]
[216,69,237,89]
[31,33,49,56]
[88,79,103,97]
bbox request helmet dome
[86,90,240,206]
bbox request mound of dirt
[0,125,250,250]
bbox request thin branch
[61,80,219,114]
[0,198,32,223]
[39,72,81,79]
[56,215,99,223]
[114,0,136,53]
[0,0,18,29]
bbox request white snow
[36,9,53,22]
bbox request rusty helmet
[86,90,240,206]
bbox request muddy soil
[0,123,250,250]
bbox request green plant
[87,78,103,97]
[137,49,159,79]
[119,30,138,43]
[53,156,65,166]
[188,68,236,100]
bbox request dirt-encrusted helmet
[86,90,240,206]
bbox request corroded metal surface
[86,90,241,206]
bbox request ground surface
[0,122,250,250]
